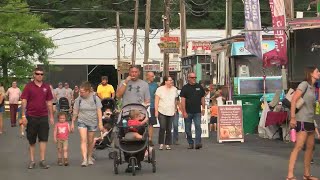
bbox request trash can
[233,95,262,134]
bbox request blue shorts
[78,121,97,132]
[0,106,4,113]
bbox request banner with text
[263,0,287,67]
[244,0,263,59]
[217,105,244,143]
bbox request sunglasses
[189,77,197,79]
[106,113,112,115]
[35,73,44,76]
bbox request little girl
[54,112,71,166]
[125,109,148,140]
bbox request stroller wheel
[113,151,119,174]
[108,152,115,159]
[130,158,136,176]
[152,148,156,173]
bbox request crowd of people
[0,66,226,171]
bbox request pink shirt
[6,87,21,104]
[55,122,69,140]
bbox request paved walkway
[1,118,320,180]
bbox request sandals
[303,175,318,180]
[159,144,164,150]
[286,177,296,180]
[166,145,171,150]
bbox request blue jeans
[172,112,179,143]
[184,113,202,145]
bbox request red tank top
[56,122,69,140]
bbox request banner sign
[217,104,244,143]
[158,36,180,53]
[263,0,287,67]
[231,41,275,56]
[244,0,263,59]
[189,41,211,50]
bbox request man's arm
[53,124,57,142]
[111,86,115,99]
[201,97,205,110]
[181,97,186,114]
[21,99,27,117]
[47,100,54,121]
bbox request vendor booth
[181,54,211,85]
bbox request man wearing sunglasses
[180,73,205,150]
[21,67,54,169]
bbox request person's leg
[304,132,316,177]
[38,117,49,162]
[87,131,95,163]
[184,113,194,146]
[213,123,217,131]
[57,141,63,165]
[63,140,69,166]
[165,115,173,146]
[9,104,15,126]
[13,104,18,126]
[26,117,37,164]
[0,112,3,133]
[172,112,179,144]
[288,131,308,178]
[158,113,166,146]
[193,113,202,146]
[149,108,156,143]
[78,127,88,162]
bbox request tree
[0,0,55,87]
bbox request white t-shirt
[155,86,178,116]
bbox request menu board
[217,105,244,143]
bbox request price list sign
[217,105,244,143]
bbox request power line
[51,38,117,57]
[186,0,211,6]
[57,35,118,46]
[52,29,107,41]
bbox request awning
[231,40,275,56]
[288,17,320,30]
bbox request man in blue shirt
[146,72,158,146]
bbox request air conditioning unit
[238,65,250,77]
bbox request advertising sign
[158,36,180,53]
[217,104,244,143]
[263,0,287,67]
[244,0,263,59]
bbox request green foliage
[25,0,314,29]
[0,0,55,88]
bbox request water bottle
[290,128,296,142]
[122,119,127,128]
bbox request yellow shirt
[97,84,115,99]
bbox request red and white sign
[190,41,211,50]
[263,0,287,67]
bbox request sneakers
[88,157,94,165]
[188,144,194,149]
[64,158,69,166]
[311,159,314,164]
[28,161,36,169]
[58,158,63,166]
[195,144,203,150]
[39,160,50,169]
[81,159,88,167]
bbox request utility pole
[163,0,170,77]
[132,0,139,66]
[144,0,151,79]
[144,0,151,64]
[225,0,232,38]
[180,0,187,57]
[116,12,121,84]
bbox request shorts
[149,108,157,125]
[57,139,68,149]
[295,121,315,133]
[210,116,217,124]
[78,121,97,132]
[0,106,4,113]
[26,116,49,145]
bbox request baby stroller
[93,98,117,159]
[113,103,156,176]
[58,97,71,120]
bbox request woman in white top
[155,76,178,150]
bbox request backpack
[78,95,97,108]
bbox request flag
[244,0,263,59]
[263,0,287,67]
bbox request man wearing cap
[97,76,115,99]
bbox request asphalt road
[1,118,320,180]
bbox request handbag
[282,84,308,112]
